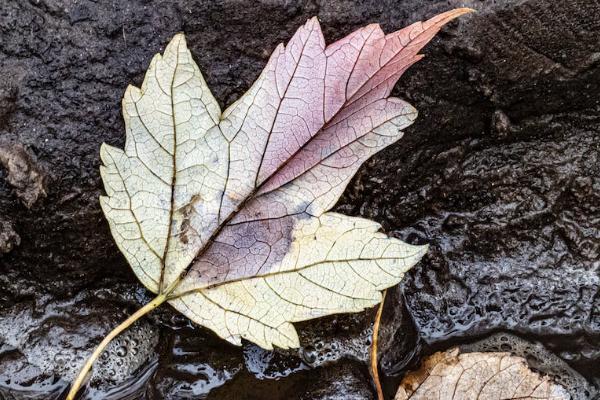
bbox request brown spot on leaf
[179,194,202,245]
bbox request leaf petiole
[66,294,167,400]
[370,289,386,400]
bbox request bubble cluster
[92,321,159,385]
[243,344,307,379]
[299,326,373,368]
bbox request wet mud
[1,0,599,399]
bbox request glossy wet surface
[1,0,599,399]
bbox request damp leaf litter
[394,348,570,400]
[66,9,473,398]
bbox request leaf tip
[304,16,323,39]
[308,15,320,25]
[165,32,189,56]
[405,101,418,121]
[99,142,109,162]
[172,32,187,42]
[454,7,476,15]
[124,84,141,99]
[426,7,474,29]
[442,7,476,20]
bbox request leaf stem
[370,289,387,400]
[66,294,167,400]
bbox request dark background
[0,0,599,399]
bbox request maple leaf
[67,9,472,398]
[395,348,570,400]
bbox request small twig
[370,289,387,400]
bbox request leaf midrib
[159,43,181,293]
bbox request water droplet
[116,345,127,357]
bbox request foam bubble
[91,321,158,385]
[300,326,373,367]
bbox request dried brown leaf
[395,348,570,400]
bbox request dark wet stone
[296,362,374,400]
[148,331,243,400]
[0,0,599,399]
[0,80,18,128]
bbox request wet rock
[298,312,374,368]
[373,290,421,378]
[243,345,307,380]
[0,143,47,208]
[149,329,243,399]
[0,79,18,128]
[0,285,159,398]
[336,0,600,390]
[376,126,600,378]
[296,363,374,400]
[0,344,64,399]
[0,0,598,398]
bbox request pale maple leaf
[68,9,472,398]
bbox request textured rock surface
[0,0,598,399]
